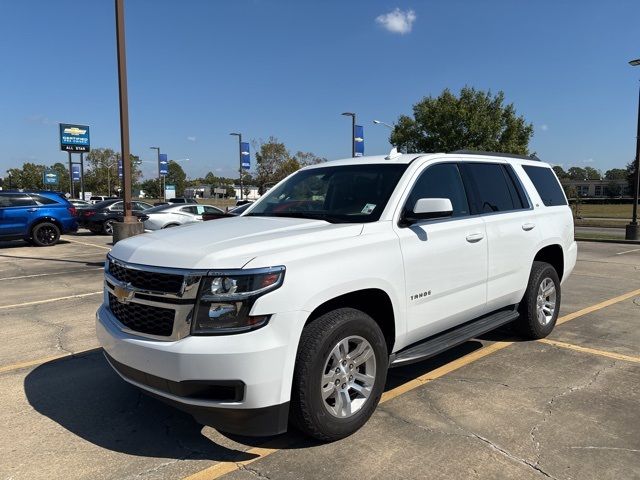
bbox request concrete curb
[576,238,640,245]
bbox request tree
[85,148,142,196]
[390,87,533,154]
[627,160,637,196]
[567,167,587,181]
[552,166,567,179]
[604,168,627,180]
[293,151,326,166]
[166,160,187,196]
[583,167,601,180]
[139,179,161,198]
[605,181,623,198]
[255,137,292,193]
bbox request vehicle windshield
[247,163,408,223]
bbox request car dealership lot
[0,239,638,480]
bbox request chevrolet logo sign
[63,127,87,136]
[113,284,135,304]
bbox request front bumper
[96,303,306,436]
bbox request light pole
[373,119,394,130]
[626,58,640,241]
[150,146,161,200]
[230,132,243,200]
[341,112,356,157]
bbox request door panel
[396,217,488,344]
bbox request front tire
[31,222,60,246]
[290,308,388,442]
[102,219,115,235]
[516,261,561,339]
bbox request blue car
[0,191,78,246]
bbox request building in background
[559,178,629,198]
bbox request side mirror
[401,198,453,226]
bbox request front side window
[462,163,525,213]
[247,164,409,223]
[522,166,568,206]
[405,163,470,217]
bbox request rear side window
[0,194,37,207]
[29,194,59,205]
[462,163,526,213]
[406,163,470,217]
[522,166,567,206]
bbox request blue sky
[0,0,638,180]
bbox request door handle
[466,233,484,243]
[27,208,37,212]
[522,223,536,231]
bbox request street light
[373,119,394,130]
[626,58,640,240]
[229,132,244,200]
[341,112,356,157]
[149,146,161,200]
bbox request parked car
[69,199,91,208]
[138,204,224,230]
[0,191,78,246]
[89,196,113,204]
[97,150,576,440]
[78,199,153,234]
[167,198,198,204]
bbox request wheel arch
[304,288,396,354]
[533,244,564,281]
[28,216,63,237]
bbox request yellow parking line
[0,347,101,374]
[556,288,640,325]
[182,287,640,480]
[0,291,102,310]
[65,238,112,251]
[539,338,640,363]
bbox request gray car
[140,203,224,231]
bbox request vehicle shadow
[23,351,258,462]
[0,252,105,267]
[25,334,519,458]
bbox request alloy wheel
[536,277,557,325]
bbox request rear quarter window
[30,194,60,205]
[522,166,567,206]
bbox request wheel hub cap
[536,277,557,326]
[321,335,376,418]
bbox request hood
[110,216,364,269]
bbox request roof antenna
[385,147,402,160]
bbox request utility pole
[230,132,243,200]
[626,58,640,240]
[341,112,356,157]
[115,0,134,223]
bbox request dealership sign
[241,142,250,170]
[159,154,169,176]
[43,170,59,185]
[354,125,364,157]
[71,164,81,181]
[59,124,90,152]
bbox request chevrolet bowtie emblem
[113,284,135,304]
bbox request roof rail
[451,150,542,162]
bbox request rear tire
[102,219,115,235]
[515,261,561,339]
[290,308,388,442]
[31,222,60,247]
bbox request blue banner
[43,170,58,185]
[240,142,251,170]
[159,153,169,176]
[118,159,123,178]
[354,125,364,157]
[71,164,81,181]
[59,124,90,152]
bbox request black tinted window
[463,163,523,213]
[0,194,37,207]
[30,194,59,205]
[406,163,469,217]
[522,166,567,206]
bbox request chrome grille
[108,258,184,294]
[108,293,175,336]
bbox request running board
[390,308,519,368]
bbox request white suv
[97,150,577,441]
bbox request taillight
[68,206,76,216]
[84,210,96,217]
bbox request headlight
[192,267,285,335]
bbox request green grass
[574,232,625,241]
[574,204,633,219]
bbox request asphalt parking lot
[0,237,639,480]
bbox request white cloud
[539,124,548,131]
[187,136,196,142]
[584,158,594,163]
[375,8,416,35]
